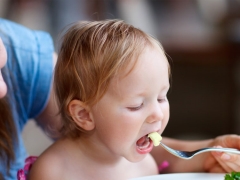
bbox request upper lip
[151,128,161,134]
[138,124,162,140]
[144,129,161,138]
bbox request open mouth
[136,134,151,150]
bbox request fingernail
[221,153,231,160]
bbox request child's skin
[29,37,170,180]
[29,20,240,179]
[28,19,170,179]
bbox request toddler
[29,19,170,180]
[28,19,240,179]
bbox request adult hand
[203,134,240,173]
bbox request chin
[124,153,147,163]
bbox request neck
[72,136,123,165]
[57,137,155,179]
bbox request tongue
[136,136,150,149]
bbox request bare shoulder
[28,141,66,180]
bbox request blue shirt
[0,18,54,180]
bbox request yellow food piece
[148,132,162,146]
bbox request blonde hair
[54,19,169,138]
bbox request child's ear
[68,100,95,131]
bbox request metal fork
[160,142,240,160]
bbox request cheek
[92,107,140,144]
[112,111,145,147]
[162,102,170,132]
[100,109,139,132]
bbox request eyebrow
[131,84,170,98]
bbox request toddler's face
[90,46,170,162]
[0,38,7,98]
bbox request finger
[203,154,218,171]
[219,152,240,172]
[215,154,232,172]
[212,151,240,172]
[210,147,231,172]
[212,134,237,149]
[221,135,240,149]
[212,144,240,172]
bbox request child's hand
[203,135,240,173]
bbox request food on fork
[148,132,162,146]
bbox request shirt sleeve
[0,18,54,129]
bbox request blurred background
[1,0,240,155]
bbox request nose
[146,102,164,124]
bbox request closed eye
[127,103,143,111]
[158,97,167,103]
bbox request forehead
[119,45,168,78]
[109,46,169,95]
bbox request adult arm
[35,52,61,139]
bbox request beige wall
[22,120,53,156]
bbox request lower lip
[136,140,154,154]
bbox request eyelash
[158,97,166,103]
[127,103,143,111]
[127,97,167,111]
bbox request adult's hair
[0,31,17,176]
[54,19,169,138]
[0,96,16,175]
